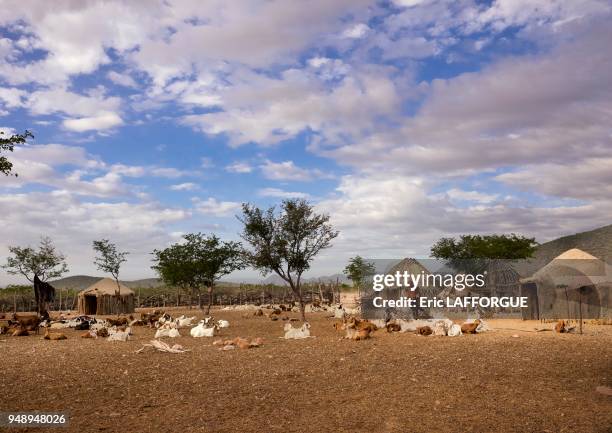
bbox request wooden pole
[579,288,583,335]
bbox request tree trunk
[289,281,306,322]
[115,277,121,317]
[206,284,214,315]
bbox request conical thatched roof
[385,258,431,276]
[81,278,134,296]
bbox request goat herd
[0,303,497,353]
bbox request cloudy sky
[1,0,611,285]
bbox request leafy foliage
[239,199,338,319]
[3,236,69,282]
[92,239,129,281]
[431,234,538,273]
[343,256,375,290]
[0,130,33,176]
[151,233,245,312]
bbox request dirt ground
[1,308,611,433]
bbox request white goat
[448,323,462,337]
[216,319,230,328]
[154,322,180,338]
[107,327,131,342]
[190,320,216,337]
[175,315,196,327]
[283,322,311,339]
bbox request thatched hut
[77,278,135,315]
[520,249,611,320]
[363,258,435,319]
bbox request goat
[190,320,217,337]
[345,326,371,340]
[154,322,180,338]
[416,326,433,336]
[13,314,41,334]
[216,319,230,328]
[43,328,67,340]
[11,326,29,337]
[554,320,575,333]
[107,327,131,342]
[283,322,311,339]
[386,322,401,333]
[81,330,97,338]
[345,317,377,333]
[175,315,196,328]
[461,320,480,334]
[447,323,462,337]
[107,317,129,327]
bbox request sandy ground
[1,308,611,433]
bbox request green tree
[343,256,375,297]
[152,233,244,313]
[238,199,338,321]
[1,130,33,176]
[151,241,194,307]
[431,234,538,273]
[4,236,69,282]
[3,236,68,314]
[92,239,128,315]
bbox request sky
[0,0,611,285]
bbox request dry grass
[1,308,611,433]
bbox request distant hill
[260,273,349,286]
[49,275,164,291]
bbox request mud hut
[363,258,436,319]
[77,278,135,315]
[520,249,612,320]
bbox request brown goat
[13,314,41,334]
[386,322,401,333]
[44,328,67,340]
[12,326,29,337]
[460,320,480,334]
[416,326,433,336]
[554,320,567,333]
[106,317,128,327]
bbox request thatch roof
[80,278,134,297]
[385,258,431,276]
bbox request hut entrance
[84,295,97,315]
[520,282,539,320]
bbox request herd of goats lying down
[0,302,501,349]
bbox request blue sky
[1,0,611,284]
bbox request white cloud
[446,188,499,204]
[0,191,189,284]
[170,182,198,191]
[342,23,370,39]
[226,162,253,173]
[258,188,310,199]
[496,158,612,201]
[260,160,331,182]
[183,65,401,147]
[107,70,139,88]
[192,197,241,217]
[62,111,123,132]
[317,174,612,260]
